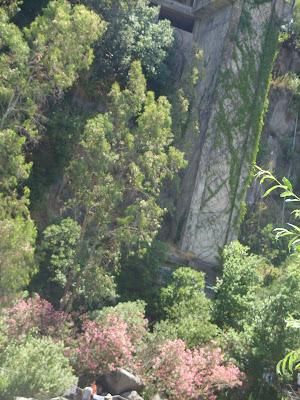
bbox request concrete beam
[192,0,234,14]
[152,0,194,17]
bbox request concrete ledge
[153,0,234,16]
[152,0,194,17]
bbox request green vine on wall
[211,0,280,241]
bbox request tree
[157,267,218,347]
[39,61,185,311]
[0,0,105,301]
[0,129,36,302]
[80,0,174,85]
[214,241,264,330]
[37,218,117,310]
[0,0,105,138]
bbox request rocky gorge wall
[245,38,300,226]
[159,0,294,265]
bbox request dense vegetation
[1,1,300,400]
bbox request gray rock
[120,391,144,400]
[103,369,143,395]
[82,387,93,400]
[50,398,69,400]
[150,395,166,400]
[15,398,36,400]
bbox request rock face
[156,0,294,264]
[102,369,144,396]
[246,40,300,216]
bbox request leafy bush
[214,242,264,330]
[0,336,76,400]
[73,314,137,378]
[117,240,167,319]
[158,267,218,347]
[38,218,118,310]
[0,294,73,342]
[91,301,148,346]
[144,339,243,400]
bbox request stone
[150,395,166,400]
[120,391,144,400]
[82,387,93,400]
[15,398,36,400]
[64,385,82,400]
[102,368,143,395]
[50,398,69,400]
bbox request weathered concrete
[157,0,294,264]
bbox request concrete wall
[158,0,293,264]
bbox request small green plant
[255,166,300,251]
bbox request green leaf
[262,185,282,198]
[280,191,294,198]
[282,177,293,191]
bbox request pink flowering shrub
[92,301,148,348]
[73,314,136,377]
[146,339,243,400]
[1,294,73,341]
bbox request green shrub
[214,241,264,330]
[0,336,76,399]
[157,267,218,347]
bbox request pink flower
[73,314,137,376]
[2,294,73,341]
[145,340,243,400]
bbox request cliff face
[245,40,300,225]
[158,0,293,264]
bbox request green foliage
[0,0,105,138]
[157,267,218,347]
[0,216,36,301]
[0,335,76,399]
[241,219,288,266]
[277,349,300,377]
[37,218,117,310]
[0,130,36,301]
[91,300,148,347]
[214,241,264,330]
[0,129,31,197]
[82,0,174,84]
[117,240,167,319]
[40,218,81,288]
[57,61,185,311]
[215,242,300,398]
[1,0,22,17]
[92,300,146,325]
[272,72,300,96]
[256,167,300,251]
[0,0,105,302]
[292,0,300,44]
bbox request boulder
[150,395,166,400]
[15,398,36,400]
[82,387,93,400]
[120,391,144,400]
[64,385,81,400]
[102,369,143,395]
[50,398,69,400]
